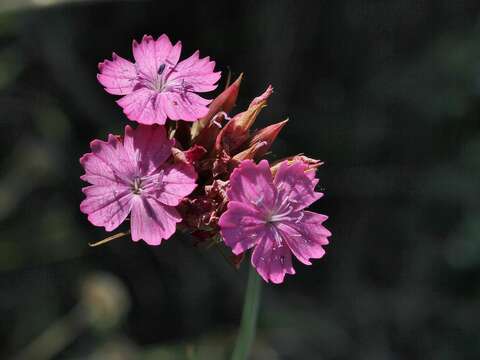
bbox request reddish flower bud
[214,86,272,154]
[248,85,273,109]
[246,119,288,159]
[232,141,269,163]
[191,74,243,139]
[172,145,207,168]
[184,145,208,165]
[192,112,226,151]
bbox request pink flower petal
[251,232,295,284]
[219,201,266,255]
[123,124,173,174]
[163,92,210,121]
[97,53,137,95]
[84,135,136,182]
[132,34,180,80]
[117,88,167,125]
[80,151,121,186]
[80,185,133,232]
[277,211,330,265]
[227,159,276,210]
[151,163,197,206]
[273,161,323,211]
[173,52,221,92]
[130,196,181,245]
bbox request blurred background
[1,0,480,359]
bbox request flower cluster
[81,34,331,283]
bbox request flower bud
[192,111,227,151]
[215,86,273,154]
[248,85,273,108]
[191,74,243,139]
[232,141,268,162]
[246,119,288,159]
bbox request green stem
[231,265,262,360]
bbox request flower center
[262,192,303,224]
[131,177,143,194]
[137,62,194,96]
[130,170,165,196]
[152,72,167,92]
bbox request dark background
[1,0,480,359]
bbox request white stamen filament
[130,170,165,195]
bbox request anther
[157,63,166,75]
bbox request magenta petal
[277,211,330,265]
[173,51,221,93]
[80,185,133,231]
[273,161,323,211]
[219,201,265,255]
[166,40,182,68]
[123,124,173,174]
[132,34,176,80]
[80,152,121,186]
[227,160,276,209]
[97,53,137,95]
[153,163,197,206]
[117,88,167,125]
[251,232,295,284]
[300,211,331,241]
[86,135,135,181]
[163,92,210,122]
[130,196,181,245]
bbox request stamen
[157,63,166,75]
[295,211,304,223]
[269,205,294,222]
[251,194,264,207]
[271,226,283,248]
[131,177,142,194]
[140,170,166,197]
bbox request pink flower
[80,124,197,245]
[97,34,221,125]
[219,160,331,283]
